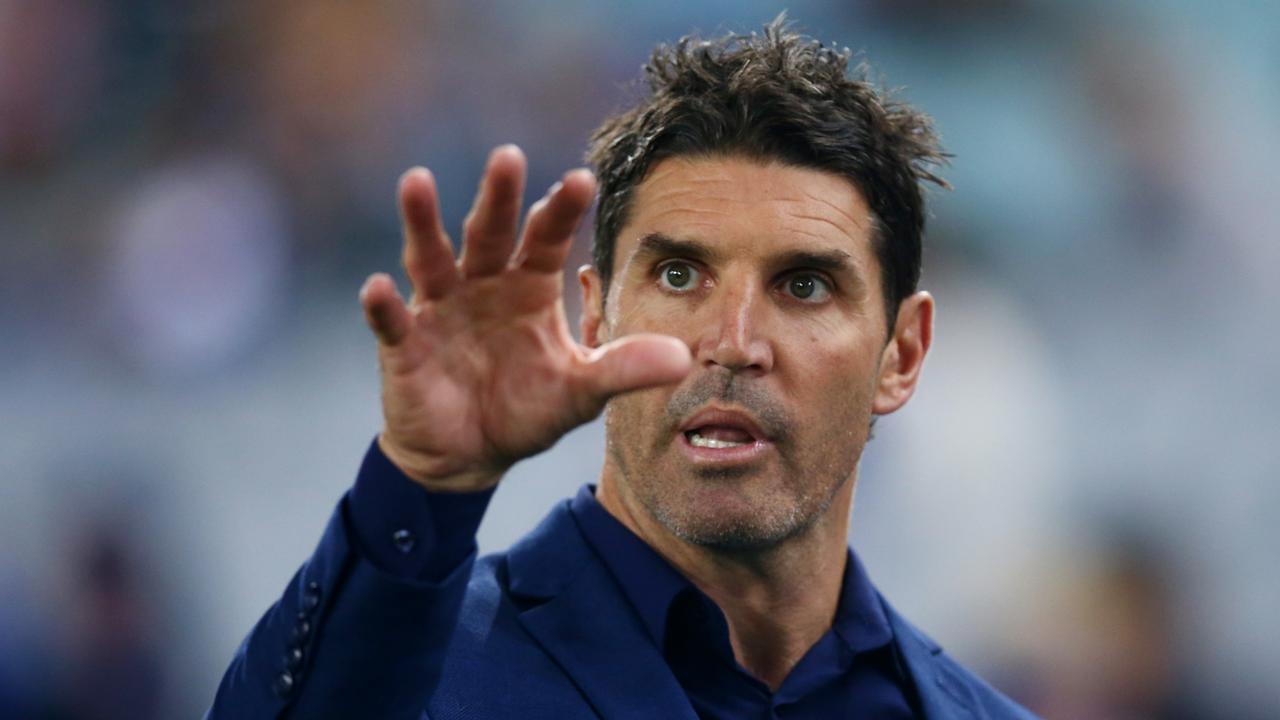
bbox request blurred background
[1,0,1277,717]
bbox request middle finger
[459,145,527,278]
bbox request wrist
[377,433,504,493]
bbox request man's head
[587,16,948,331]
[580,19,944,554]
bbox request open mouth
[684,426,757,449]
[676,406,774,464]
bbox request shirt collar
[568,484,893,655]
[833,545,895,653]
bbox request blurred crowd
[1,1,1276,717]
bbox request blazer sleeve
[206,440,495,720]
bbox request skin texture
[582,155,933,688]
[361,146,691,492]
[364,147,932,690]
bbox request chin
[664,511,807,552]
[644,480,814,552]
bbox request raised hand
[359,146,691,492]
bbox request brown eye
[659,261,699,291]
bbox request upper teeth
[689,432,746,449]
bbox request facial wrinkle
[797,185,871,232]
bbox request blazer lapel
[883,598,981,720]
[506,501,697,720]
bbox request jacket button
[292,617,312,643]
[285,646,304,671]
[273,671,295,697]
[392,528,416,553]
[303,581,321,613]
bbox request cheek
[783,348,878,479]
[784,341,880,421]
[604,391,642,432]
[605,385,673,446]
[790,324,881,377]
[611,292,694,340]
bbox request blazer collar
[506,500,698,720]
[507,500,983,720]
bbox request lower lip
[678,433,773,465]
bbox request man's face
[586,155,898,551]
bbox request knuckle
[462,211,482,237]
[548,201,580,228]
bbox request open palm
[360,146,690,492]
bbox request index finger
[400,168,459,301]
[515,169,596,274]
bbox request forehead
[617,154,877,265]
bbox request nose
[693,279,774,375]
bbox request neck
[596,470,855,691]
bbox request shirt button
[392,528,416,553]
[273,671,295,697]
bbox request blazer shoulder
[931,649,1039,720]
[883,597,1039,720]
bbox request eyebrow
[632,232,857,276]
[631,232,723,265]
[776,248,853,273]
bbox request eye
[657,261,701,292]
[783,273,831,302]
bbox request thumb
[575,334,691,411]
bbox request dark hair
[586,16,948,329]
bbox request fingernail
[490,144,522,162]
[547,181,564,197]
[400,166,431,184]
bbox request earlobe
[578,265,606,348]
[872,291,934,415]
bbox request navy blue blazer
[208,496,1037,719]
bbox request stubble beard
[604,369,864,554]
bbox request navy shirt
[345,439,919,718]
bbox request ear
[872,291,934,415]
[578,264,606,348]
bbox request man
[209,19,1036,719]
